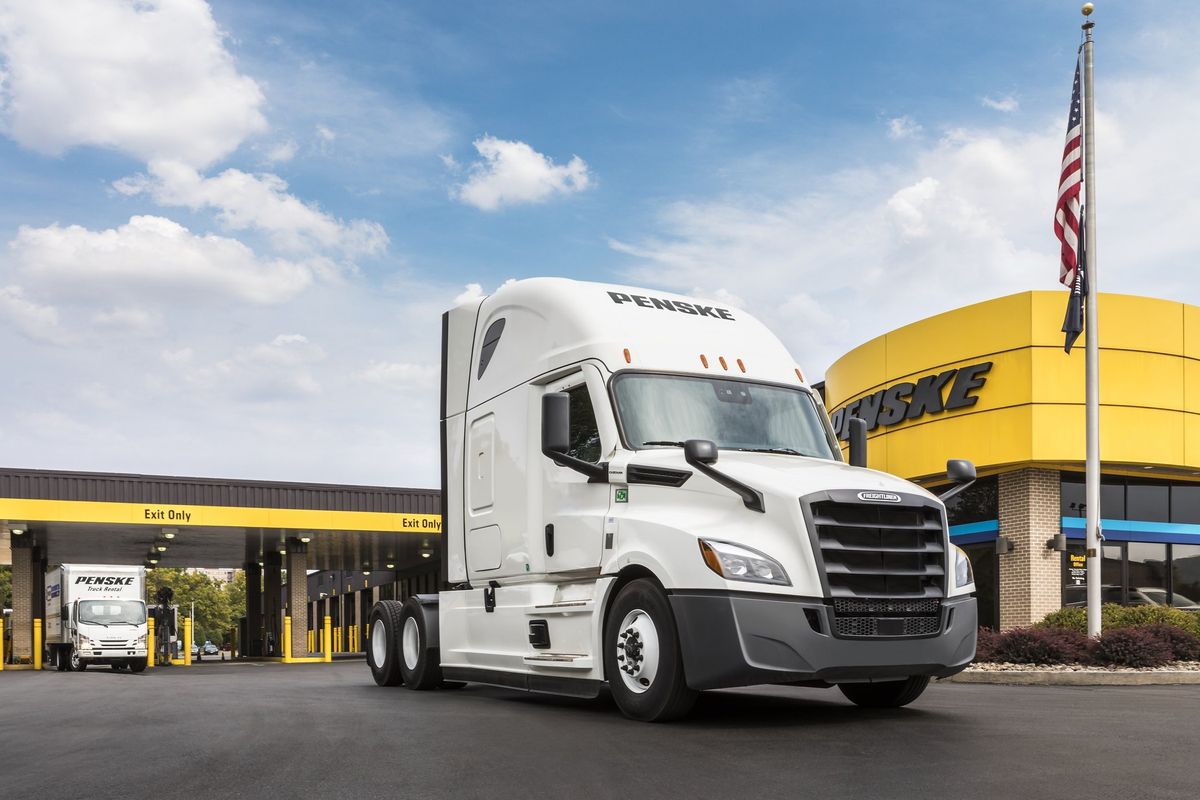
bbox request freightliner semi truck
[45,564,149,672]
[367,278,978,721]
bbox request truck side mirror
[847,417,867,467]
[938,459,977,503]
[947,459,976,484]
[541,392,570,454]
[541,391,607,482]
[683,438,718,465]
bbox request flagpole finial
[1081,2,1094,15]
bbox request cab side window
[566,383,602,463]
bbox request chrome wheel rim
[371,619,388,668]
[615,609,660,694]
[402,616,420,671]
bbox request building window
[1172,545,1200,607]
[961,542,999,629]
[1126,482,1169,522]
[944,475,997,526]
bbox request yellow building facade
[822,292,1200,628]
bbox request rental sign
[829,362,991,440]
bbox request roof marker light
[700,354,709,368]
[718,356,728,371]
[623,348,632,364]
[736,358,746,373]
[795,367,806,382]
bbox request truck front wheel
[366,600,406,687]
[68,647,87,672]
[128,658,147,673]
[838,676,930,708]
[604,579,697,722]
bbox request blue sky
[0,1,1192,486]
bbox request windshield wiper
[641,440,686,447]
[735,447,805,456]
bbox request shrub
[1101,604,1200,636]
[986,626,1090,664]
[975,627,999,662]
[1036,607,1086,634]
[1139,623,1200,662]
[1093,627,1174,668]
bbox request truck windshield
[77,600,146,626]
[612,373,837,459]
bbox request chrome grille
[808,498,947,599]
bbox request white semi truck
[367,278,978,721]
[46,564,148,672]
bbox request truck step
[525,600,595,616]
[523,653,593,670]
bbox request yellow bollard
[147,617,155,669]
[33,619,43,670]
[283,616,293,664]
[0,614,5,671]
[183,617,192,666]
[323,616,332,663]
[307,629,313,654]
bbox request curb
[943,670,1200,686]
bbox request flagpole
[1081,5,1102,639]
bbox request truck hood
[629,449,939,505]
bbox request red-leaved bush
[986,626,1090,664]
[1138,623,1200,662]
[1092,627,1174,668]
[975,627,999,662]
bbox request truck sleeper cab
[367,278,977,721]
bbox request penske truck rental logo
[75,576,135,586]
[608,291,735,320]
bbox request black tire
[604,579,697,722]
[366,600,406,687]
[399,597,442,690]
[128,658,147,674]
[55,647,68,672]
[111,664,124,672]
[839,676,930,708]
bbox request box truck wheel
[399,597,442,690]
[838,676,930,708]
[366,600,406,687]
[55,646,69,672]
[129,658,147,673]
[68,647,87,672]
[604,579,697,722]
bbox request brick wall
[998,468,1062,629]
[286,546,308,658]
[10,540,32,662]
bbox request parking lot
[1,662,1195,799]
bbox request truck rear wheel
[604,579,697,722]
[839,676,930,708]
[399,597,442,690]
[367,600,406,687]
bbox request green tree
[145,569,234,648]
[0,565,11,609]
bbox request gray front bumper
[669,591,977,690]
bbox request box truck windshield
[612,373,837,458]
[78,600,146,626]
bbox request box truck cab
[367,278,978,721]
[46,564,148,672]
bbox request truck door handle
[545,524,554,557]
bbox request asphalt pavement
[0,661,1193,799]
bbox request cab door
[541,365,613,574]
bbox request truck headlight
[79,634,92,647]
[953,545,974,589]
[136,633,147,646]
[699,539,790,586]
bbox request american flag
[1055,58,1084,288]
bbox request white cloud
[454,136,591,211]
[91,306,164,336]
[263,139,299,164]
[315,124,337,143]
[114,160,389,256]
[982,95,1020,112]
[0,285,63,343]
[0,0,266,168]
[357,361,439,390]
[10,215,316,305]
[887,115,922,140]
[454,282,486,305]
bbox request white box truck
[46,564,148,672]
[366,278,978,721]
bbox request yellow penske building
[822,291,1200,629]
[0,469,440,665]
